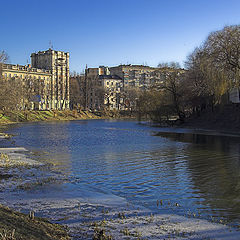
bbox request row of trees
[0,51,22,111]
[137,25,240,123]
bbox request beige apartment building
[1,49,70,110]
[84,64,185,111]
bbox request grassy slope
[0,204,70,240]
[0,110,100,124]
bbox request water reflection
[5,122,72,173]
[157,131,240,223]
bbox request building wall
[110,65,159,89]
[102,78,123,110]
[110,65,185,90]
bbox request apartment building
[31,49,70,110]
[1,49,70,110]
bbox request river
[1,119,240,237]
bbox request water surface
[2,120,240,227]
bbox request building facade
[85,66,125,111]
[1,49,70,110]
[109,64,164,90]
[100,74,124,110]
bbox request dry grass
[0,204,70,240]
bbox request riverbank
[181,103,240,133]
[0,110,137,125]
[0,110,101,124]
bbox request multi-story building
[31,49,70,110]
[0,49,70,110]
[84,64,185,111]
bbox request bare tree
[123,87,141,111]
[204,25,240,78]
[0,51,37,112]
[184,25,240,110]
[158,62,181,69]
[0,51,9,64]
[70,74,86,110]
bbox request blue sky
[0,0,239,72]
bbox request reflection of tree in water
[158,132,240,222]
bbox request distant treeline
[137,25,240,123]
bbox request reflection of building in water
[1,49,70,110]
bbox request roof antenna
[49,40,53,50]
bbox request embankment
[0,110,100,124]
[182,103,240,133]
